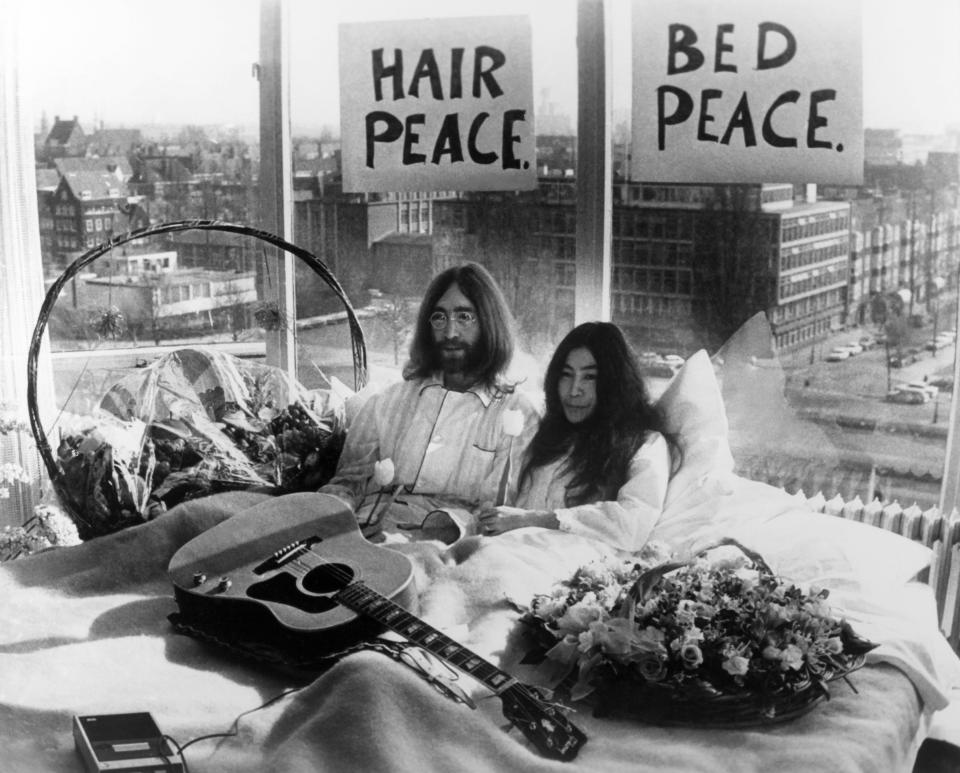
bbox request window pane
[609,0,960,512]
[289,0,579,389]
[23,0,267,416]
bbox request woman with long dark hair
[477,322,675,551]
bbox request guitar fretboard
[335,582,516,693]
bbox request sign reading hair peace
[339,16,535,193]
[631,0,863,184]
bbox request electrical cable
[160,685,305,772]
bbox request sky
[17,0,960,137]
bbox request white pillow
[748,511,933,588]
[651,348,932,589]
[656,349,735,510]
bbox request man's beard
[437,339,479,376]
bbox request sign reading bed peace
[631,0,863,184]
[339,16,535,193]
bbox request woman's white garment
[515,431,670,552]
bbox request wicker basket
[26,219,367,537]
[590,657,866,727]
[584,538,876,727]
[523,538,878,729]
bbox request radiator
[801,490,960,650]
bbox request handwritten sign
[631,0,862,184]
[340,16,535,193]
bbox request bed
[2,350,959,772]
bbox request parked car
[886,388,928,405]
[893,383,934,402]
[929,377,954,393]
[639,361,680,379]
[830,342,862,357]
[888,350,918,368]
[925,338,952,352]
[905,380,939,400]
[931,331,956,347]
[825,347,852,362]
[858,335,877,350]
[660,353,685,366]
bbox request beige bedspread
[0,488,956,773]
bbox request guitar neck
[335,581,515,694]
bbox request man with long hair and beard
[321,263,539,542]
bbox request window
[15,0,960,519]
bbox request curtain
[0,2,53,527]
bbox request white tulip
[373,458,395,488]
[501,409,524,437]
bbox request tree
[876,291,909,391]
[378,295,417,365]
[692,185,776,351]
[445,192,562,352]
[214,279,254,341]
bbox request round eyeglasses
[428,310,477,330]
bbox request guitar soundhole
[302,563,354,594]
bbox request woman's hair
[404,262,517,390]
[520,321,675,506]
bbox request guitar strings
[277,543,561,733]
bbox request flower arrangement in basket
[1,504,82,562]
[521,538,878,727]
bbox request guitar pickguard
[248,562,355,614]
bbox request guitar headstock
[500,684,587,762]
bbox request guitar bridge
[254,535,322,575]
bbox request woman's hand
[476,504,557,535]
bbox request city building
[864,128,902,166]
[433,179,851,355]
[79,267,257,335]
[293,166,459,312]
[40,169,134,272]
[85,126,143,157]
[42,115,85,158]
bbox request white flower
[722,654,750,676]
[0,462,30,486]
[545,635,581,665]
[34,505,82,547]
[824,636,843,654]
[779,643,805,671]
[373,458,396,488]
[680,642,704,668]
[734,566,760,589]
[501,409,524,437]
[555,592,605,635]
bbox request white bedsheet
[1,482,958,773]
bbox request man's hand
[476,504,557,535]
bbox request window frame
[255,0,960,513]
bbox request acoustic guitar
[168,492,587,762]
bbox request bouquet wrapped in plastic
[54,347,346,540]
